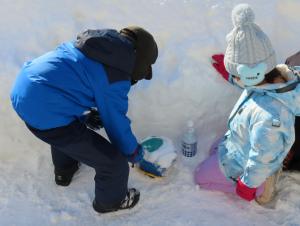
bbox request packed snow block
[139,136,177,178]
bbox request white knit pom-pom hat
[224,4,277,78]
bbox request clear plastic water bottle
[181,120,197,157]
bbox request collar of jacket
[245,75,299,94]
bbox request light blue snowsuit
[218,66,300,188]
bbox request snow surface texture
[1,0,300,225]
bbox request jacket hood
[74,29,135,76]
[246,64,300,116]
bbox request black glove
[85,109,103,130]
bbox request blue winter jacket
[218,65,300,188]
[10,29,138,155]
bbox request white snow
[1,0,300,225]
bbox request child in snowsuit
[212,52,300,173]
[10,26,158,213]
[195,4,300,204]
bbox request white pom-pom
[232,4,255,27]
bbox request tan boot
[255,168,282,205]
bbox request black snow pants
[26,120,129,208]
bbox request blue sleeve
[96,81,138,155]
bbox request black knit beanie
[120,26,158,82]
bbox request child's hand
[212,54,229,81]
